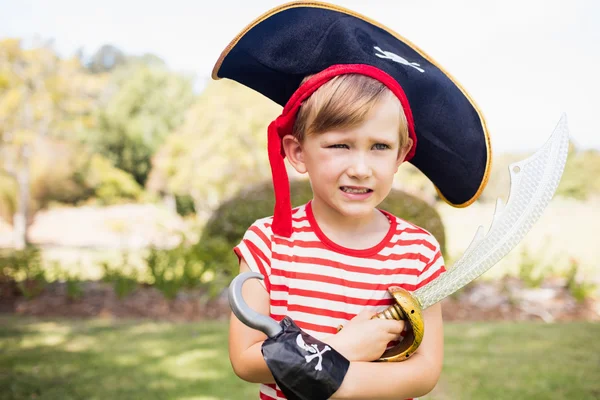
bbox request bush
[199,179,446,282]
[143,234,229,299]
[0,173,16,224]
[556,149,600,200]
[175,194,196,217]
[0,246,47,298]
[82,154,143,205]
[565,257,597,303]
[101,255,140,299]
[517,248,545,288]
[64,273,84,301]
[145,245,198,299]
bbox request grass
[432,322,600,399]
[0,316,255,400]
[0,317,599,399]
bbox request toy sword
[229,115,570,363]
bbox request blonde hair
[293,74,409,148]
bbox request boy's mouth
[340,186,373,194]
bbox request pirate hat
[212,1,491,237]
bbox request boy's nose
[347,155,372,179]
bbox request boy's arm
[329,302,444,400]
[228,258,275,384]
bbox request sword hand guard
[373,287,424,362]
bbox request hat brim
[212,1,492,207]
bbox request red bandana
[267,64,416,237]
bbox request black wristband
[261,316,350,400]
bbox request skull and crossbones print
[295,334,331,371]
[374,46,425,73]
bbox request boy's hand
[325,310,405,362]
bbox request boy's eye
[328,144,349,149]
[373,143,391,150]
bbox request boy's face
[288,94,412,224]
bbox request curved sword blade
[414,115,570,309]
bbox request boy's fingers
[354,309,376,320]
[377,319,405,334]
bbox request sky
[1,0,599,153]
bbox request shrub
[517,248,545,288]
[0,173,17,224]
[175,194,196,217]
[65,273,84,301]
[101,255,139,299]
[199,179,446,282]
[0,246,47,298]
[143,234,228,299]
[145,245,194,299]
[82,154,143,205]
[565,257,597,303]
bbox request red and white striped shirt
[234,201,446,400]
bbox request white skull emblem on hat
[374,46,425,73]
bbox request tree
[86,44,165,74]
[86,44,127,74]
[88,64,195,186]
[0,38,105,248]
[147,79,281,218]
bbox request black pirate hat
[212,1,491,237]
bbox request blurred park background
[1,1,599,399]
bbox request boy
[212,2,490,399]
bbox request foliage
[0,38,106,245]
[64,272,84,301]
[29,139,93,207]
[480,146,600,202]
[565,258,597,303]
[147,79,281,216]
[478,152,524,202]
[394,161,439,203]
[0,38,105,144]
[101,256,139,299]
[555,148,600,200]
[145,246,187,299]
[2,139,91,222]
[88,64,195,186]
[517,248,545,288]
[85,44,127,74]
[199,179,446,281]
[143,235,228,299]
[0,172,16,223]
[85,44,166,74]
[81,154,143,204]
[175,194,196,217]
[0,246,46,298]
[1,140,144,219]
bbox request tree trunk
[164,193,177,214]
[13,144,30,250]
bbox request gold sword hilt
[374,287,424,362]
[338,287,424,362]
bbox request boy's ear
[396,138,414,170]
[282,134,308,174]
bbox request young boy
[212,2,490,399]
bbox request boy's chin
[334,201,380,218]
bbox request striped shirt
[234,201,446,400]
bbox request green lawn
[0,316,599,400]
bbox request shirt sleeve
[233,219,273,292]
[415,236,446,290]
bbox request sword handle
[374,287,424,362]
[337,287,424,362]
